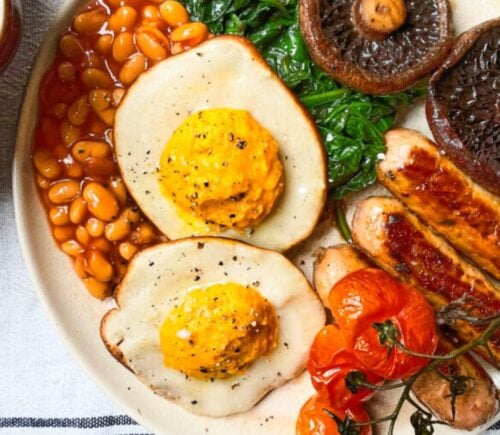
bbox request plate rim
[12,1,500,434]
[11,0,158,432]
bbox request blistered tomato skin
[296,394,372,435]
[31,0,209,299]
[308,324,383,410]
[329,269,438,380]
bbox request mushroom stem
[354,0,407,38]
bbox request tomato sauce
[32,0,209,299]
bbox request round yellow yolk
[159,283,279,380]
[159,109,284,230]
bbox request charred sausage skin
[352,196,500,364]
[378,129,500,280]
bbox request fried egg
[100,238,326,416]
[115,36,327,252]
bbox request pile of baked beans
[32,0,209,299]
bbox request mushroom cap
[299,0,454,94]
[427,18,500,196]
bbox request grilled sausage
[352,196,500,364]
[378,129,500,280]
[313,244,369,307]
[313,241,499,430]
[412,337,498,430]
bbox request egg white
[114,35,327,252]
[101,238,326,417]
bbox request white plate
[13,1,500,434]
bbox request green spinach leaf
[180,0,424,198]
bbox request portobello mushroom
[299,0,454,94]
[427,18,500,196]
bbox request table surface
[0,1,498,435]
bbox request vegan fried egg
[100,238,326,416]
[115,36,327,252]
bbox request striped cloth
[0,0,498,434]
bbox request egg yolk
[159,283,279,380]
[159,109,284,230]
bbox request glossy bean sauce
[32,0,209,299]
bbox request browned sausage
[352,196,500,364]
[313,241,499,429]
[412,338,498,430]
[378,129,500,280]
[313,244,369,307]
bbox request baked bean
[112,32,136,63]
[130,223,155,245]
[65,160,84,178]
[76,225,91,246]
[74,8,107,36]
[61,240,85,256]
[57,61,77,82]
[60,120,82,146]
[109,178,127,205]
[59,34,83,59]
[53,226,75,242]
[74,255,88,278]
[68,95,90,126]
[49,206,70,226]
[108,0,144,8]
[159,1,189,27]
[98,108,116,126]
[170,22,208,46]
[112,88,126,106]
[72,141,110,162]
[69,197,88,224]
[96,34,114,54]
[104,217,131,242]
[82,68,113,89]
[50,103,68,120]
[119,53,146,85]
[122,207,141,224]
[119,241,138,260]
[136,29,168,61]
[89,89,113,112]
[104,206,140,241]
[86,217,105,237]
[34,0,177,295]
[83,182,120,222]
[89,237,112,253]
[88,250,114,282]
[84,52,104,69]
[141,5,162,25]
[83,277,110,300]
[36,174,50,190]
[33,150,61,179]
[108,6,138,33]
[48,180,81,204]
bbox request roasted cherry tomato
[296,394,372,435]
[308,324,383,409]
[329,269,438,380]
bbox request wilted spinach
[181,0,424,199]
